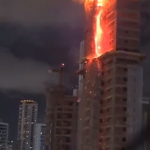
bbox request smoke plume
[0,0,84,26]
[0,48,59,93]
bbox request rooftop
[21,100,36,103]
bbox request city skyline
[0,0,150,146]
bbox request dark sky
[0,0,150,141]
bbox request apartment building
[0,121,8,150]
[17,100,38,150]
[34,123,46,150]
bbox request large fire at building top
[84,0,107,59]
[83,0,141,60]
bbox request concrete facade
[77,51,145,150]
[45,86,78,150]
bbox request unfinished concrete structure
[45,65,78,150]
[77,0,145,150]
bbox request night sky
[0,0,150,141]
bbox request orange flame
[85,0,106,59]
[95,0,105,58]
[95,9,103,57]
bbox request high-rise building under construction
[45,65,78,150]
[77,0,145,150]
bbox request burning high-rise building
[77,0,146,150]
[82,0,142,57]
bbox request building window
[123,87,127,91]
[57,108,62,111]
[123,117,127,121]
[56,121,61,126]
[107,108,111,112]
[124,68,127,72]
[66,129,71,134]
[107,117,111,122]
[125,40,128,43]
[56,129,61,134]
[123,98,127,101]
[101,82,104,86]
[57,114,62,119]
[123,107,127,111]
[66,137,71,142]
[122,127,126,131]
[99,138,102,142]
[68,102,73,106]
[108,78,112,83]
[123,78,127,82]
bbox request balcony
[100,101,112,108]
[114,130,126,135]
[115,101,127,106]
[100,109,113,117]
[100,122,113,127]
[101,131,111,136]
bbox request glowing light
[84,0,107,59]
[94,0,105,58]
[95,9,103,57]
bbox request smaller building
[18,100,38,150]
[142,98,150,150]
[12,140,21,150]
[34,123,46,150]
[0,121,9,150]
[6,145,12,150]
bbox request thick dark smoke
[0,49,59,93]
[0,0,150,96]
[0,23,82,94]
[0,0,84,26]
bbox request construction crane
[48,63,65,86]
